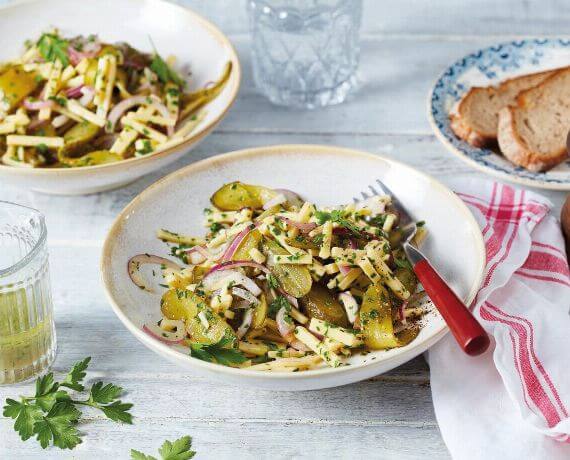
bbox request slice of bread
[450,70,556,147]
[497,68,570,172]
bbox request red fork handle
[414,259,490,356]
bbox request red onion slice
[237,308,254,339]
[231,287,260,306]
[273,189,304,208]
[128,254,182,292]
[207,260,271,276]
[79,86,95,106]
[68,42,101,66]
[277,288,299,308]
[339,292,360,325]
[263,193,287,210]
[276,306,295,337]
[290,340,311,352]
[202,269,261,296]
[23,99,54,111]
[65,85,85,98]
[143,323,185,344]
[221,226,252,263]
[398,300,408,325]
[277,217,317,234]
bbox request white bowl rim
[0,0,241,175]
[101,144,486,381]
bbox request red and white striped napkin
[427,178,570,460]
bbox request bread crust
[450,110,490,148]
[449,69,559,148]
[497,106,569,172]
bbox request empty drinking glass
[0,202,56,384]
[248,0,363,109]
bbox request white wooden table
[1,1,567,458]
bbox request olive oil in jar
[0,202,56,384]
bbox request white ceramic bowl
[101,145,486,391]
[0,0,240,195]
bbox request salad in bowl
[129,182,429,372]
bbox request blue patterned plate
[429,39,570,190]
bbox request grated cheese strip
[7,135,64,148]
[318,221,333,259]
[308,318,363,347]
[131,113,176,127]
[39,60,62,120]
[66,99,106,126]
[338,268,362,291]
[164,82,180,121]
[110,106,155,155]
[248,354,322,371]
[96,55,117,119]
[0,122,16,134]
[93,56,109,106]
[121,115,168,143]
[52,104,84,123]
[294,326,342,368]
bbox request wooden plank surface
[1,1,568,459]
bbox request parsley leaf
[189,332,247,366]
[2,357,134,450]
[149,39,184,87]
[3,399,42,441]
[60,357,90,391]
[37,33,69,66]
[315,210,364,238]
[34,401,81,449]
[158,435,196,460]
[89,382,124,404]
[131,435,196,460]
[99,401,134,424]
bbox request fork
[355,179,490,356]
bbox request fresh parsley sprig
[189,332,247,366]
[131,435,196,460]
[3,357,133,450]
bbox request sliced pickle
[185,309,236,345]
[210,182,276,211]
[262,237,312,298]
[360,284,419,349]
[160,289,205,321]
[301,284,349,328]
[232,228,261,261]
[252,293,268,329]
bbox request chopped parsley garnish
[37,33,69,66]
[315,210,364,238]
[48,95,67,107]
[268,295,291,317]
[209,222,223,234]
[267,273,279,289]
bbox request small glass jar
[0,202,56,384]
[248,0,363,109]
